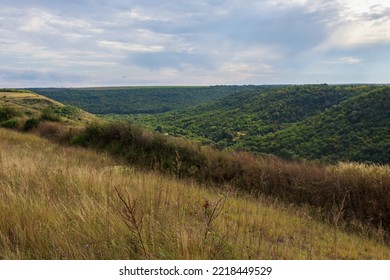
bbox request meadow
[0,128,389,259]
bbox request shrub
[37,121,61,139]
[0,106,21,122]
[1,119,18,128]
[40,107,61,122]
[24,118,40,131]
[53,105,81,119]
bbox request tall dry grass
[0,128,389,259]
[36,121,389,235]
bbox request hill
[1,127,389,259]
[132,85,389,164]
[31,86,260,115]
[134,84,365,141]
[1,88,390,259]
[0,89,96,128]
[248,87,390,163]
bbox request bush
[1,119,18,128]
[0,106,20,122]
[37,121,61,139]
[40,107,61,122]
[53,105,81,119]
[24,118,40,131]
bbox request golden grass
[0,91,63,106]
[0,91,97,126]
[0,128,389,259]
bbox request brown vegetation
[0,128,389,259]
[30,121,390,237]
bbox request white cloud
[322,57,363,64]
[317,0,390,49]
[338,57,363,64]
[0,0,389,86]
[98,40,164,53]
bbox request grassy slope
[0,90,96,125]
[0,91,62,116]
[0,128,389,259]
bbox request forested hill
[31,84,390,164]
[31,86,260,114]
[137,84,367,143]
[247,87,390,163]
[135,84,389,164]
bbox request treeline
[32,86,261,114]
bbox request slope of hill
[1,87,390,259]
[135,85,366,141]
[131,85,389,164]
[248,87,390,163]
[1,128,389,259]
[0,89,96,127]
[31,86,261,115]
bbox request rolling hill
[31,86,260,115]
[133,85,389,163]
[137,84,363,137]
[247,87,390,163]
[0,89,96,127]
[1,88,389,259]
[24,85,389,164]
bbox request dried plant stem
[115,187,148,257]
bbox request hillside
[1,128,389,259]
[1,88,390,259]
[0,89,96,127]
[31,86,260,115]
[132,85,389,164]
[134,85,364,141]
[248,87,390,163]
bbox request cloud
[322,56,363,64]
[0,0,389,86]
[0,68,87,87]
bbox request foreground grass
[0,128,389,259]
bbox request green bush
[53,105,81,119]
[1,119,18,128]
[40,107,61,122]
[0,106,20,122]
[24,118,40,131]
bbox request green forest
[134,85,389,164]
[36,84,390,164]
[31,86,260,114]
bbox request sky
[0,0,390,87]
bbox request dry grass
[0,91,97,126]
[0,128,389,259]
[62,122,389,233]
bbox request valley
[0,86,389,260]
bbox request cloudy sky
[0,0,389,87]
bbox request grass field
[0,91,63,107]
[0,128,389,259]
[0,91,96,125]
